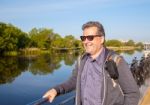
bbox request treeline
[105,39,143,48]
[0,22,81,55]
[0,22,143,55]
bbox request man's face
[82,26,104,56]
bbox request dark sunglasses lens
[80,36,94,41]
[87,36,94,41]
[80,36,86,41]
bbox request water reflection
[0,51,79,84]
[115,49,143,55]
[0,50,148,86]
[0,56,28,84]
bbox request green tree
[28,28,38,47]
[135,42,143,48]
[0,22,28,54]
[106,39,122,47]
[64,35,76,48]
[51,37,65,48]
[17,32,30,49]
[74,39,82,48]
[125,40,135,46]
[29,28,54,49]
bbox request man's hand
[43,88,57,103]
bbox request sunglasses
[80,35,102,41]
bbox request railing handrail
[26,98,48,105]
[58,95,75,105]
[26,95,75,105]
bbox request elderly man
[43,21,140,105]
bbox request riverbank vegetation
[0,22,144,56]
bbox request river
[0,50,149,105]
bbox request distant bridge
[143,43,150,57]
[143,50,150,58]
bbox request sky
[0,0,150,42]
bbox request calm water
[0,50,149,105]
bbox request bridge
[143,43,150,57]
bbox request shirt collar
[88,47,105,63]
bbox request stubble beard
[84,43,97,55]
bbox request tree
[135,42,143,48]
[125,40,135,46]
[0,22,28,54]
[51,37,65,48]
[64,35,76,48]
[106,39,122,47]
[29,28,54,49]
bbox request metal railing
[26,95,75,105]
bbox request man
[43,21,140,105]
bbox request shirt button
[86,85,89,87]
[84,97,87,101]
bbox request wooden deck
[139,87,150,105]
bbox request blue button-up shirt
[81,48,105,105]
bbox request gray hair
[82,21,105,36]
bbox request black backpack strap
[105,48,121,80]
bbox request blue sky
[0,0,150,42]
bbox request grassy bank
[107,46,142,51]
[3,51,18,56]
[2,46,142,56]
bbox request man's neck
[91,47,104,59]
